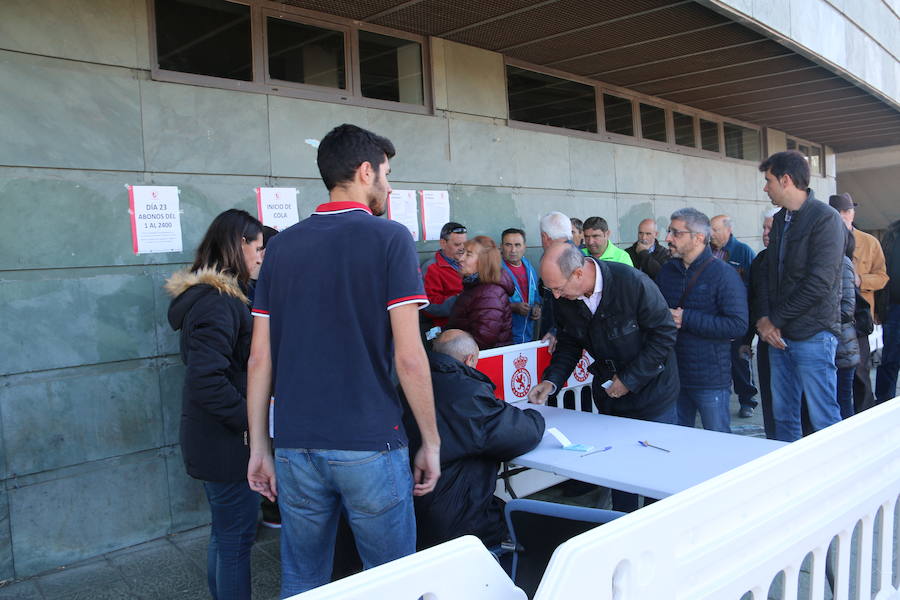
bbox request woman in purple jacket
[448,236,514,349]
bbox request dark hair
[501,228,526,243]
[192,209,263,285]
[582,216,609,233]
[570,217,583,233]
[440,222,467,240]
[759,150,810,191]
[317,124,396,191]
[262,226,278,248]
[844,226,856,260]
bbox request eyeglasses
[666,228,693,237]
[448,227,467,234]
[544,271,576,296]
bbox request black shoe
[738,406,754,418]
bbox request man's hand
[412,445,441,496]
[636,238,653,252]
[528,381,554,404]
[530,304,542,321]
[670,307,683,329]
[541,332,557,353]
[605,375,630,399]
[510,301,531,317]
[738,344,753,359]
[756,316,786,350]
[248,451,277,502]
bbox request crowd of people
[163,123,898,598]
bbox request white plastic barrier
[288,536,526,600]
[534,397,900,600]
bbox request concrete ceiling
[287,0,900,152]
[836,144,900,231]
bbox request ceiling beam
[652,66,821,96]
[439,0,561,37]
[590,38,769,77]
[663,75,843,104]
[622,52,795,87]
[700,84,860,111]
[362,0,427,21]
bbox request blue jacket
[720,234,756,287]
[502,257,540,344]
[656,247,748,389]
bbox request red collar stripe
[313,201,372,215]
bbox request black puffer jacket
[166,269,252,482]
[543,259,679,419]
[836,256,860,369]
[401,351,545,549]
[755,191,844,340]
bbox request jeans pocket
[329,449,409,517]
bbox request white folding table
[507,404,786,499]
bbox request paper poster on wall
[388,190,419,240]
[256,187,299,231]
[420,190,450,241]
[128,185,183,254]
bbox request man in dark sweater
[402,330,545,550]
[656,209,748,433]
[626,218,670,279]
[755,151,844,442]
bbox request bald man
[625,218,671,278]
[400,330,544,549]
[528,243,678,511]
[711,214,759,418]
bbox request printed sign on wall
[388,190,419,240]
[256,187,299,230]
[420,190,450,241]
[128,185,183,254]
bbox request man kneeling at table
[401,329,545,550]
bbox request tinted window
[155,0,252,81]
[700,119,719,152]
[359,31,423,104]
[267,18,346,89]
[724,123,760,161]
[603,94,633,136]
[673,112,696,147]
[640,103,667,142]
[507,66,597,132]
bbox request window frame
[785,135,825,177]
[148,0,432,115]
[504,57,761,164]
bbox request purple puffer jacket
[448,271,514,349]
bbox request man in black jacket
[402,330,545,550]
[875,219,900,404]
[528,243,678,510]
[755,151,844,442]
[625,218,670,279]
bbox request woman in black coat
[166,209,264,600]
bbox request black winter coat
[626,242,671,279]
[543,259,679,419]
[166,269,252,482]
[836,256,860,369]
[755,191,844,340]
[401,351,545,549]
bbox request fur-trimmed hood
[166,268,249,331]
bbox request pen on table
[639,440,670,453]
[581,446,612,457]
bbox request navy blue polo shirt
[252,201,428,450]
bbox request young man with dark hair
[755,150,845,442]
[501,228,541,343]
[246,123,441,595]
[422,221,468,328]
[581,216,634,266]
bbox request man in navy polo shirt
[246,124,441,596]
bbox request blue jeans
[676,387,732,433]
[836,367,855,420]
[202,480,260,600]
[769,330,841,442]
[275,446,416,597]
[876,304,900,404]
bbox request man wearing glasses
[528,242,678,511]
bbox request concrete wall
[707,0,900,110]
[0,1,833,579]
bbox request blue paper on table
[563,443,595,452]
[546,427,593,452]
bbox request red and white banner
[476,341,593,402]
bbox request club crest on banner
[510,354,532,398]
[573,354,590,382]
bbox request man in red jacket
[422,222,468,328]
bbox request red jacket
[423,251,464,327]
[448,272,514,349]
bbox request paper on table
[546,427,573,447]
[420,190,450,241]
[388,190,419,240]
